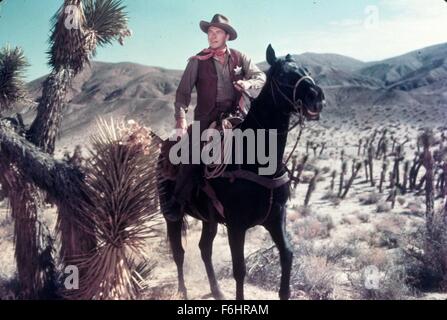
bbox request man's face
[208,26,229,50]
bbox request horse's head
[266,44,325,121]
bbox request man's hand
[233,80,250,92]
[175,118,188,135]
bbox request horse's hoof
[212,288,225,300]
[175,289,188,300]
[279,290,290,300]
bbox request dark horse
[157,45,325,300]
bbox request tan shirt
[174,47,266,120]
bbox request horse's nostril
[318,100,325,111]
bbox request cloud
[328,19,363,27]
[280,0,447,62]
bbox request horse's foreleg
[264,205,293,300]
[227,227,246,300]
[167,220,187,299]
[199,221,225,300]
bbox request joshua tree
[357,138,362,157]
[392,144,404,187]
[402,160,410,194]
[311,143,318,158]
[330,170,336,192]
[319,142,326,157]
[0,0,132,299]
[304,169,319,207]
[338,160,347,198]
[363,138,369,156]
[368,145,375,186]
[420,130,435,233]
[0,117,161,300]
[341,163,362,199]
[386,170,397,209]
[376,129,387,159]
[293,154,308,189]
[379,161,387,193]
[409,152,423,191]
[363,159,369,183]
[381,138,389,161]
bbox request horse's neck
[242,87,291,171]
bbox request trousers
[173,101,235,205]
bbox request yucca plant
[0,0,131,299]
[29,0,131,152]
[62,118,162,300]
[0,45,29,112]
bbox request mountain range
[20,42,447,151]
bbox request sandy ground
[1,116,447,300]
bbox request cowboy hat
[200,14,238,41]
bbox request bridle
[272,74,315,115]
[241,71,318,169]
[270,73,316,167]
[269,73,316,133]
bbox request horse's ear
[266,44,277,66]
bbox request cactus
[351,158,357,176]
[312,143,318,157]
[392,145,404,188]
[319,142,326,156]
[304,169,319,207]
[409,152,422,191]
[338,161,347,197]
[387,170,397,209]
[376,129,387,159]
[370,129,378,147]
[391,136,396,153]
[341,163,362,199]
[368,145,375,186]
[357,138,363,157]
[363,138,369,156]
[379,161,388,193]
[402,160,410,194]
[420,130,435,230]
[364,159,369,182]
[330,170,337,192]
[294,154,308,189]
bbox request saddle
[159,111,290,220]
[160,111,244,180]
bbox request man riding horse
[165,14,266,222]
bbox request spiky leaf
[0,46,29,111]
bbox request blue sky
[0,0,446,81]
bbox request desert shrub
[340,215,359,226]
[321,166,331,174]
[376,200,392,213]
[316,214,335,233]
[357,212,370,223]
[294,255,335,300]
[349,264,412,300]
[233,240,336,300]
[355,248,388,270]
[296,205,314,217]
[321,191,341,206]
[397,197,406,206]
[371,218,402,248]
[404,200,424,216]
[401,212,447,291]
[292,216,330,240]
[359,192,381,205]
[315,241,359,264]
